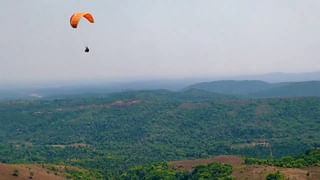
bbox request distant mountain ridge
[2,71,320,100]
[186,80,320,97]
[221,71,320,83]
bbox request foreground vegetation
[120,162,233,180]
[245,149,320,168]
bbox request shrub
[12,169,19,177]
[266,171,285,180]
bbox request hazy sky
[1,0,320,85]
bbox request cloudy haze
[1,0,320,85]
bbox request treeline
[119,162,233,180]
[245,149,320,168]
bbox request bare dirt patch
[170,155,244,171]
[170,156,320,180]
[232,165,278,180]
[304,167,320,180]
[50,143,90,149]
[0,164,65,180]
[111,100,142,108]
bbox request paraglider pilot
[85,46,90,53]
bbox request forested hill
[252,81,320,97]
[186,80,320,97]
[185,80,278,95]
[1,89,320,177]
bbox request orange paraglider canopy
[70,12,94,29]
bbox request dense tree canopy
[0,90,320,177]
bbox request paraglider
[70,12,94,53]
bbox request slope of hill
[252,81,320,97]
[171,156,320,180]
[0,163,101,180]
[0,164,64,180]
[122,150,320,179]
[185,80,320,97]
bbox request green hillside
[185,80,282,95]
[252,81,320,97]
[0,90,320,177]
